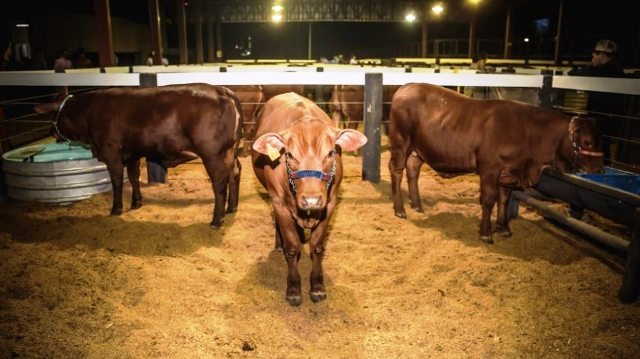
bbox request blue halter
[285,151,336,196]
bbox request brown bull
[388,83,604,243]
[35,84,243,227]
[252,92,367,306]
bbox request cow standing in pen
[252,92,367,306]
[388,83,604,243]
[35,83,243,227]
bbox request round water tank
[2,141,112,205]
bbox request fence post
[619,208,640,303]
[539,72,553,109]
[362,72,382,183]
[139,73,166,184]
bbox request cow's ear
[335,129,367,152]
[34,102,59,114]
[253,133,286,157]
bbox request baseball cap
[593,39,617,54]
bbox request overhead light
[524,37,530,42]
[15,23,29,28]
[405,12,416,23]
[272,14,283,22]
[272,4,283,12]
[432,4,444,16]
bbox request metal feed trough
[2,141,113,205]
[510,167,640,303]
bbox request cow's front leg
[308,222,330,303]
[273,205,304,306]
[496,186,513,238]
[406,152,424,213]
[479,172,499,244]
[389,147,409,218]
[105,160,125,216]
[127,160,142,209]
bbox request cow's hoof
[226,206,237,214]
[131,203,142,210]
[110,209,122,216]
[394,211,407,219]
[479,235,494,244]
[286,295,302,306]
[210,219,223,228]
[412,206,424,213]
[310,291,327,303]
[500,230,513,238]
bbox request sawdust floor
[1,150,639,358]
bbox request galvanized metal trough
[2,141,112,205]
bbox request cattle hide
[34,83,243,227]
[251,92,367,306]
[388,83,604,243]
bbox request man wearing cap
[569,39,626,165]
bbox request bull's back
[254,92,330,137]
[84,84,239,157]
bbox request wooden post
[93,0,115,68]
[619,208,640,303]
[503,4,512,59]
[194,0,204,64]
[206,19,215,62]
[553,0,564,66]
[139,73,166,183]
[176,0,188,64]
[148,0,163,65]
[362,73,382,183]
[468,16,477,60]
[421,19,428,58]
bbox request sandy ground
[1,149,639,359]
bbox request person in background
[2,44,14,71]
[349,54,358,65]
[73,47,92,68]
[53,48,73,73]
[31,49,48,70]
[569,39,626,165]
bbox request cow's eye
[324,150,335,162]
[286,152,300,165]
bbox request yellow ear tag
[266,143,281,161]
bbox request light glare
[405,12,416,23]
[432,4,444,15]
[272,14,282,22]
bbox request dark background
[1,0,639,66]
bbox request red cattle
[251,92,367,306]
[388,83,604,243]
[34,84,243,227]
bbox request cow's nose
[301,195,322,209]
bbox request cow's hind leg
[389,144,410,218]
[104,159,125,216]
[127,160,142,210]
[478,172,499,244]
[226,155,241,213]
[202,155,230,228]
[406,152,424,213]
[496,186,513,238]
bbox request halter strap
[285,151,336,196]
[53,94,74,142]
